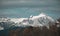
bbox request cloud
[0,0,52,6]
[1,0,60,8]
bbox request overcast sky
[0,0,60,19]
[0,0,60,7]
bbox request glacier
[0,13,56,30]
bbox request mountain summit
[26,13,55,28]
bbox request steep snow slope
[30,13,55,27]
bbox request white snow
[0,26,4,30]
[0,13,56,30]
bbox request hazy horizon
[0,0,60,19]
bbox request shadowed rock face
[57,18,60,22]
[8,25,60,36]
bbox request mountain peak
[39,13,47,17]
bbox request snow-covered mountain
[20,13,55,28]
[0,13,55,30]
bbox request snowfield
[0,13,57,30]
